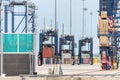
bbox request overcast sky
[33,0,99,54]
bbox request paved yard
[36,63,120,76]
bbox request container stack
[80,54,90,64]
[42,47,54,64]
[98,11,109,47]
[78,37,93,65]
[93,54,100,64]
[62,51,71,64]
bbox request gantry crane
[38,28,58,65]
[78,0,93,65]
[59,0,75,65]
[38,0,59,65]
[98,0,120,70]
[59,34,75,65]
[78,37,93,65]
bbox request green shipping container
[19,34,33,52]
[3,34,33,52]
[3,34,17,52]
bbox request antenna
[70,0,72,35]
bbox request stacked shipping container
[98,11,109,47]
[42,47,54,64]
[62,51,71,64]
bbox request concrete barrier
[1,76,120,80]
[0,77,21,80]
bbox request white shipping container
[62,54,71,58]
[81,54,90,58]
[62,53,71,64]
[115,28,120,31]
[114,19,120,27]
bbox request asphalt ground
[36,63,120,76]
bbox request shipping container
[81,54,90,58]
[93,54,100,63]
[42,47,54,58]
[62,52,71,64]
[80,58,84,64]
[43,58,53,64]
[99,36,109,46]
[114,19,120,26]
[94,58,98,64]
[62,54,71,58]
[100,20,108,27]
[64,58,71,64]
[98,20,108,34]
[84,58,89,64]
[99,27,108,34]
[101,11,107,18]
[109,28,115,32]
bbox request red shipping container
[42,47,54,58]
[84,58,89,64]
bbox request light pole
[55,0,57,30]
[83,7,87,37]
[90,12,93,37]
[70,0,72,35]
[44,16,46,31]
[82,0,86,38]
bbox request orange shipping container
[42,47,54,58]
[94,58,98,64]
[101,11,107,18]
[98,20,108,34]
[99,27,108,34]
[100,21,108,30]
[99,36,109,46]
[100,20,108,28]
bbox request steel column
[4,6,8,33]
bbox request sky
[32,0,99,54]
